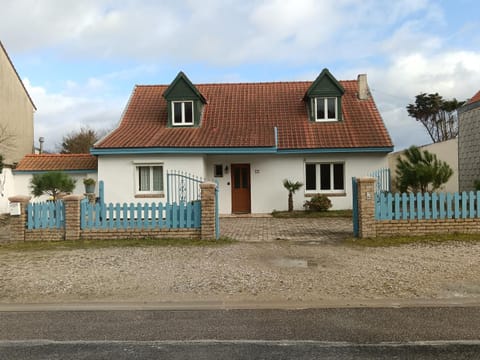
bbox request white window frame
[134,163,164,195]
[172,101,194,126]
[304,162,345,193]
[314,97,338,122]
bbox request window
[136,165,164,193]
[214,164,223,178]
[315,97,337,121]
[305,163,344,192]
[172,101,194,125]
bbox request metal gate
[166,170,219,239]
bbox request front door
[231,163,251,213]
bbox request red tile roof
[15,154,97,171]
[95,79,393,150]
[467,90,480,105]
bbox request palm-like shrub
[283,179,303,212]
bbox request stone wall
[458,104,480,191]
[81,229,200,240]
[376,218,480,237]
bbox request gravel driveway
[1,239,480,305]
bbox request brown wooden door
[231,164,251,213]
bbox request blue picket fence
[26,201,65,229]
[80,199,201,230]
[375,191,480,221]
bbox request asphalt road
[1,306,479,359]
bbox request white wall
[206,153,388,214]
[97,152,387,213]
[98,154,206,204]
[12,172,98,203]
[0,168,15,213]
[388,138,458,193]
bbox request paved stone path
[220,217,352,243]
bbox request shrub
[303,194,332,212]
[474,180,480,191]
[83,178,96,186]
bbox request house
[0,41,36,165]
[13,154,98,201]
[388,138,458,193]
[0,40,36,213]
[92,69,393,214]
[458,90,480,191]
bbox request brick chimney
[357,74,369,100]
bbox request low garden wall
[355,178,480,238]
[7,182,217,243]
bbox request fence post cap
[8,195,31,203]
[200,182,216,189]
[63,194,85,201]
[357,177,376,183]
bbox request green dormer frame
[163,71,206,127]
[304,68,345,122]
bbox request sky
[2,0,480,153]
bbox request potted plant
[83,178,96,193]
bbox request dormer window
[315,97,337,121]
[173,101,194,126]
[304,69,345,123]
[163,72,207,128]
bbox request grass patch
[345,233,480,247]
[271,210,352,218]
[0,237,236,252]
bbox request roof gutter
[90,146,393,156]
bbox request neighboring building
[92,69,393,213]
[458,90,480,192]
[0,41,36,165]
[388,138,458,193]
[13,154,98,202]
[0,40,36,213]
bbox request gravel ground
[1,241,480,304]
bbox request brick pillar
[63,195,83,241]
[8,195,31,243]
[357,178,376,238]
[200,182,216,240]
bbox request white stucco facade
[97,152,388,214]
[10,172,98,204]
[98,154,207,205]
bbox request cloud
[365,50,480,149]
[3,0,480,153]
[23,78,123,152]
[1,0,444,65]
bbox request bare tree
[0,124,16,169]
[59,127,102,154]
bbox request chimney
[357,74,369,100]
[39,137,44,154]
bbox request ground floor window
[136,165,164,194]
[305,162,344,193]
